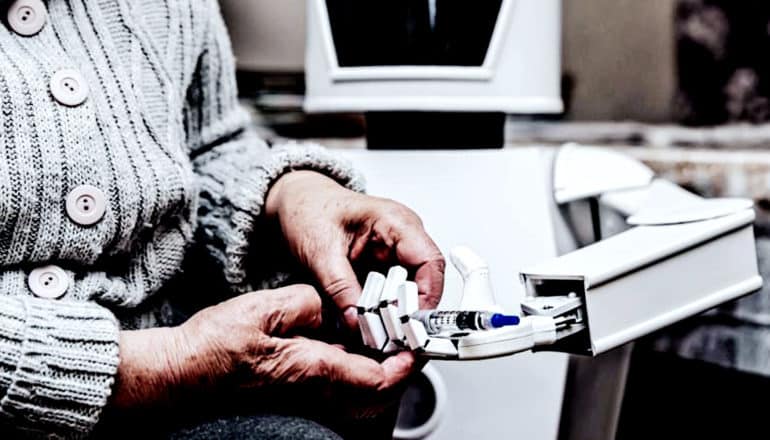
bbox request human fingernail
[344,307,359,327]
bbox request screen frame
[315,0,516,82]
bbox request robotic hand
[358,144,763,360]
[356,246,585,360]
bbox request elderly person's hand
[113,284,414,418]
[266,171,446,328]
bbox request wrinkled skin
[178,285,415,419]
[114,170,445,428]
[266,170,446,328]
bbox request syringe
[411,310,520,335]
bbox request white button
[7,0,47,37]
[50,69,89,107]
[66,185,106,226]
[28,265,69,299]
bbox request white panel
[306,0,563,113]
[339,149,566,440]
[553,144,654,203]
[523,210,755,287]
[587,225,762,353]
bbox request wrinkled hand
[173,284,415,417]
[266,170,446,327]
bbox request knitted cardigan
[0,0,363,437]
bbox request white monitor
[304,0,563,114]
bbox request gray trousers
[168,414,342,440]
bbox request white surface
[306,0,563,113]
[521,209,762,354]
[8,0,46,37]
[522,209,755,287]
[599,179,697,217]
[626,180,754,225]
[588,225,761,353]
[28,265,69,299]
[50,69,89,107]
[66,185,106,226]
[340,148,566,440]
[554,144,654,203]
[628,197,754,226]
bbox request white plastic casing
[379,267,408,342]
[360,312,388,350]
[457,316,556,359]
[450,247,502,312]
[522,196,762,354]
[403,318,430,351]
[363,249,559,360]
[529,144,764,355]
[397,282,420,316]
[357,272,388,350]
[305,0,562,113]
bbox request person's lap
[167,414,342,440]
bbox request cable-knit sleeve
[0,295,119,438]
[186,1,364,293]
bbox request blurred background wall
[562,0,676,122]
[220,0,305,72]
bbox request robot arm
[358,144,762,359]
[357,246,571,359]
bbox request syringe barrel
[412,310,492,334]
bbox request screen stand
[365,112,505,149]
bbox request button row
[29,185,106,298]
[28,184,105,298]
[7,1,90,107]
[7,1,103,299]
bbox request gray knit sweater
[0,0,363,438]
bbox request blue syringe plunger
[490,313,520,328]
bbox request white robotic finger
[359,272,386,309]
[381,304,404,345]
[357,249,556,360]
[379,266,408,343]
[381,266,408,301]
[397,282,420,317]
[360,312,389,350]
[423,337,459,358]
[402,317,429,350]
[357,272,387,350]
[382,340,401,354]
[450,246,502,312]
[358,313,375,348]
